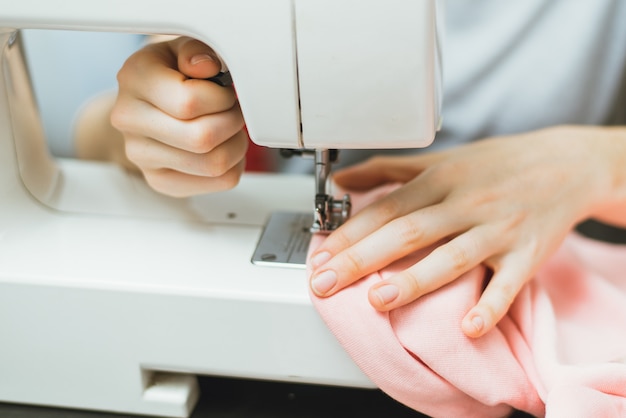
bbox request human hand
[111,37,247,197]
[309,126,626,337]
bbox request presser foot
[276,148,352,235]
[310,193,351,234]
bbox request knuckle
[109,102,131,132]
[370,195,403,223]
[484,281,519,320]
[200,135,248,177]
[123,139,145,165]
[445,243,473,272]
[402,270,423,297]
[329,229,353,250]
[115,66,127,87]
[186,124,217,154]
[495,282,518,304]
[170,88,202,120]
[143,170,178,197]
[212,165,243,191]
[342,250,367,277]
[394,215,424,247]
[211,89,238,112]
[115,60,134,87]
[203,152,231,177]
[116,50,150,87]
[422,162,452,184]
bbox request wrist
[577,125,626,227]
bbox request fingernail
[310,251,331,269]
[311,270,337,296]
[470,315,484,333]
[373,284,399,305]
[190,54,214,65]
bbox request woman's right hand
[111,36,248,197]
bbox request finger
[333,155,428,191]
[147,72,237,121]
[365,225,500,310]
[461,260,530,338]
[113,98,245,154]
[333,151,451,191]
[309,203,469,297]
[310,174,447,267]
[172,37,223,80]
[143,159,246,197]
[117,44,236,120]
[126,129,249,177]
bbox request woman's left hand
[309,125,626,337]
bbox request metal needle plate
[251,211,313,269]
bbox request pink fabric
[308,187,626,418]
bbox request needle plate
[251,211,313,268]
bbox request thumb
[174,37,222,80]
[333,156,422,191]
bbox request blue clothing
[283,0,626,172]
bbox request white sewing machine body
[0,1,441,416]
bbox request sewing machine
[0,1,441,416]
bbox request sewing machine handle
[1,0,441,150]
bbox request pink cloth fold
[308,187,626,418]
